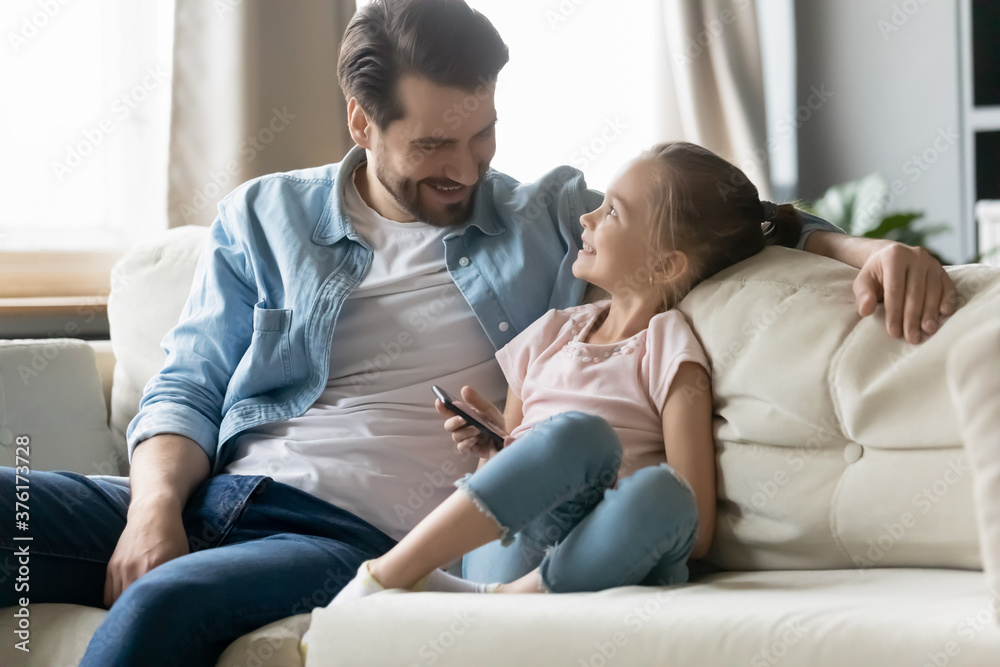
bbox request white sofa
[2,224,999,667]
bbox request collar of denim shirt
[311,144,506,247]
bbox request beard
[373,157,488,228]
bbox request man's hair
[338,0,509,129]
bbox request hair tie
[760,200,779,221]
[760,200,778,222]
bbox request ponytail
[641,142,807,312]
[761,201,803,249]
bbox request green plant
[802,173,953,264]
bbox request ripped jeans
[456,411,699,593]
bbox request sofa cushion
[0,603,310,667]
[0,339,120,475]
[676,247,1000,571]
[948,319,1000,606]
[107,225,211,465]
[0,604,108,666]
[304,568,1000,666]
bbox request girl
[328,141,803,599]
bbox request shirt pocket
[227,301,294,403]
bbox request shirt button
[498,321,509,332]
[459,256,470,267]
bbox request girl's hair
[638,141,803,311]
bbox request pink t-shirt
[495,299,710,485]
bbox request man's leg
[0,468,131,607]
[80,474,398,667]
[79,532,376,667]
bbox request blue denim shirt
[126,145,841,474]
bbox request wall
[795,0,967,263]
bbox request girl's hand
[435,385,511,459]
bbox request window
[1,0,174,298]
[358,0,797,198]
[465,0,662,192]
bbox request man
[0,1,955,664]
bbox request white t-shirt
[224,168,508,541]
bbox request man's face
[363,75,498,227]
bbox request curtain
[167,0,357,228]
[655,0,771,199]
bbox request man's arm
[125,212,259,467]
[804,230,957,345]
[104,434,209,607]
[110,211,260,605]
[794,209,956,345]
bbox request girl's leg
[368,411,622,590]
[536,462,699,593]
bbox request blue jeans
[0,468,397,666]
[459,411,699,593]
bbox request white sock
[414,568,502,594]
[330,561,501,609]
[303,564,500,657]
[328,559,390,607]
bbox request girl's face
[573,159,661,295]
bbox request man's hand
[804,232,958,344]
[852,242,957,344]
[104,496,189,608]
[105,433,210,607]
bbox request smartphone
[432,385,506,450]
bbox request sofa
[2,224,999,666]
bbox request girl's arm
[475,385,524,471]
[661,361,716,561]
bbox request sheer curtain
[655,0,772,198]
[167,0,357,228]
[461,0,772,197]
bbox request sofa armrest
[0,338,122,475]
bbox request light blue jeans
[457,411,699,593]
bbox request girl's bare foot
[494,568,547,594]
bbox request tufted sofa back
[109,228,1000,570]
[677,246,999,570]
